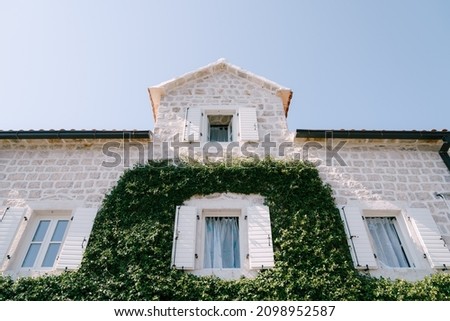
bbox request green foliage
[1,159,450,300]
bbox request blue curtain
[204,217,240,268]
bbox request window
[170,195,274,279]
[208,115,233,142]
[183,107,259,143]
[366,217,410,268]
[0,206,97,277]
[204,216,240,268]
[22,219,69,268]
[341,204,450,275]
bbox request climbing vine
[1,160,450,300]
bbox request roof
[0,129,152,140]
[148,58,293,120]
[296,129,449,140]
[296,129,450,171]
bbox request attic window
[208,115,232,142]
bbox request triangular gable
[148,58,293,120]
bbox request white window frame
[16,211,71,272]
[206,114,235,143]
[200,209,244,270]
[363,211,417,269]
[203,108,238,143]
[1,201,97,278]
[341,201,450,279]
[183,106,259,143]
[172,194,273,279]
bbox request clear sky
[1,0,449,132]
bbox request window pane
[210,125,229,142]
[32,220,50,242]
[22,243,41,267]
[51,220,69,242]
[366,217,410,268]
[204,217,240,268]
[41,243,61,267]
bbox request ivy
[1,159,450,300]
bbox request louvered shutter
[184,108,203,142]
[0,207,26,270]
[408,208,450,269]
[171,206,197,270]
[341,207,378,269]
[247,205,274,269]
[56,208,97,270]
[238,107,259,142]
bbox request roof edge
[0,130,152,140]
[296,129,449,140]
[148,59,293,120]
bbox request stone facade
[1,59,449,280]
[295,138,450,240]
[153,71,290,144]
[0,138,150,209]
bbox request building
[1,59,449,281]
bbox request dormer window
[208,115,233,142]
[183,107,258,143]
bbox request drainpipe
[435,193,450,210]
[439,135,450,171]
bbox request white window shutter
[341,207,378,270]
[238,107,259,142]
[0,207,26,270]
[408,208,450,269]
[184,107,203,142]
[56,208,97,270]
[171,206,197,270]
[247,205,274,269]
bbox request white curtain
[367,217,410,268]
[204,217,240,268]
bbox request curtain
[366,217,410,268]
[204,217,240,268]
[209,126,229,142]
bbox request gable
[148,59,292,120]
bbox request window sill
[191,268,258,280]
[366,267,436,281]
[3,268,61,279]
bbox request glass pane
[22,243,41,267]
[204,217,240,268]
[210,125,229,142]
[366,217,410,268]
[41,243,61,267]
[32,220,50,242]
[51,220,69,242]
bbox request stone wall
[153,71,291,145]
[0,138,150,209]
[294,137,450,238]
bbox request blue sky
[1,0,449,132]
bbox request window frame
[199,209,244,271]
[362,209,421,270]
[203,108,237,143]
[13,210,71,274]
[364,215,413,268]
[172,194,274,279]
[340,201,446,280]
[2,203,98,278]
[21,218,70,269]
[183,106,259,144]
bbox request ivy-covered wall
[1,160,450,300]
